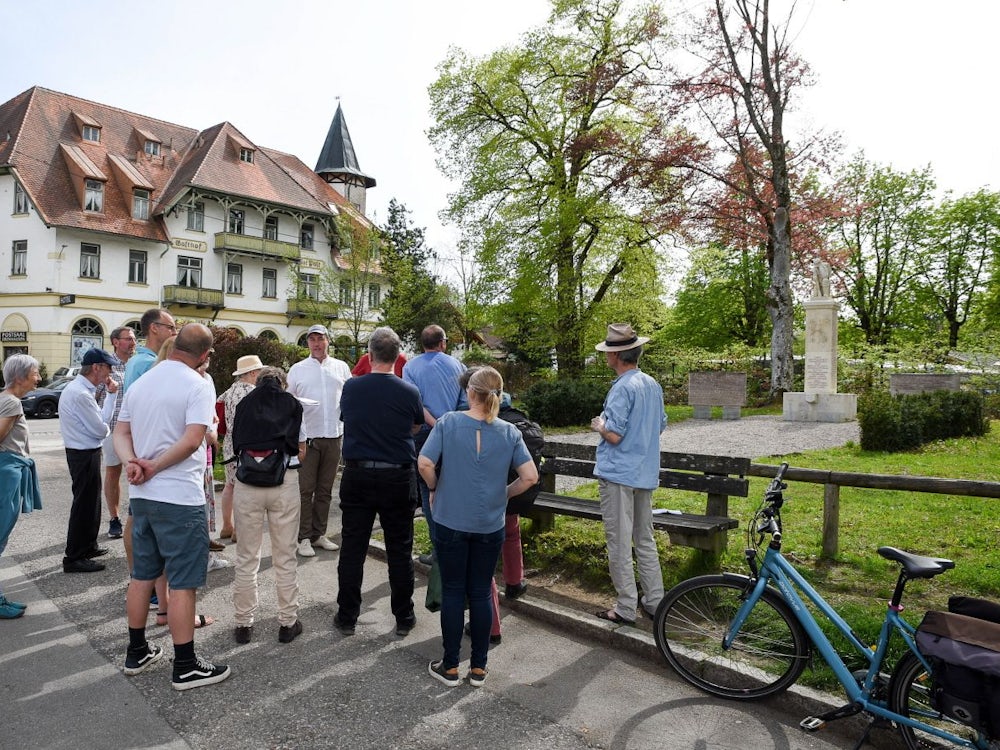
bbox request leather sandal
[595,609,635,626]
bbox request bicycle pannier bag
[949,596,1000,625]
[917,610,1000,736]
[235,449,288,487]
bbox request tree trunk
[768,207,795,396]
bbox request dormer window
[144,140,160,156]
[239,147,254,164]
[84,179,104,212]
[133,189,150,220]
[82,124,101,142]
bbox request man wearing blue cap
[59,347,119,573]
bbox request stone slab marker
[688,371,747,420]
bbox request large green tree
[914,189,1000,348]
[830,155,935,345]
[666,242,770,349]
[429,0,685,376]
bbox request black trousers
[64,447,102,563]
[336,466,414,624]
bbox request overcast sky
[4,1,997,275]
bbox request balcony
[286,297,339,321]
[214,232,301,262]
[162,285,225,310]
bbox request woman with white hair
[0,354,43,619]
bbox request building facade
[0,87,382,374]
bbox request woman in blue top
[418,366,538,688]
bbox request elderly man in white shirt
[286,324,351,557]
[59,348,118,573]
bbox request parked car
[20,379,71,418]
[52,365,81,380]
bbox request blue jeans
[432,522,504,671]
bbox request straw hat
[232,355,265,376]
[594,323,650,352]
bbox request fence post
[821,483,840,560]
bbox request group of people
[1,314,668,694]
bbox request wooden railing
[746,463,1000,559]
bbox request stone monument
[783,261,857,422]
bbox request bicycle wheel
[653,574,809,700]
[887,651,994,749]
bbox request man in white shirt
[114,323,230,691]
[59,348,118,573]
[287,324,351,557]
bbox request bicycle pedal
[800,716,825,732]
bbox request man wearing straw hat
[590,323,666,626]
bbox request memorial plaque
[889,373,961,396]
[688,372,747,407]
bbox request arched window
[70,317,104,366]
[259,330,279,341]
[296,333,309,348]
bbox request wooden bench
[527,440,748,554]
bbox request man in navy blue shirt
[335,327,424,636]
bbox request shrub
[523,378,608,427]
[859,390,989,451]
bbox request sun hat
[232,355,265,376]
[306,324,329,337]
[594,323,650,352]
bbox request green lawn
[497,422,1000,690]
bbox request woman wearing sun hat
[216,355,266,542]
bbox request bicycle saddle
[878,546,955,578]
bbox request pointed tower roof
[314,102,376,188]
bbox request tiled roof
[0,86,370,243]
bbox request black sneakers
[333,613,356,635]
[505,581,528,600]
[123,643,163,676]
[428,660,459,687]
[108,517,123,539]
[278,620,303,643]
[63,558,105,573]
[234,625,253,644]
[395,615,416,637]
[172,656,231,691]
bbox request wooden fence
[746,463,1000,559]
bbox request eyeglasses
[154,321,177,332]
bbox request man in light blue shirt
[590,324,666,625]
[59,348,118,573]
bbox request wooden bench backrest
[540,440,750,497]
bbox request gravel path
[553,414,859,459]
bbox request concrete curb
[367,539,877,745]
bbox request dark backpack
[916,600,1000,737]
[499,405,544,515]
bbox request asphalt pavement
[1,417,882,750]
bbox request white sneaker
[207,554,232,572]
[297,539,315,557]
[313,536,339,551]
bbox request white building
[0,86,382,373]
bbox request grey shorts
[102,431,121,467]
[130,497,208,590]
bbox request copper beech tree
[666,0,839,395]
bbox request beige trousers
[232,471,301,627]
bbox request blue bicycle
[653,462,998,749]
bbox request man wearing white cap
[287,324,351,557]
[590,323,666,625]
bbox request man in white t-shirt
[113,323,231,691]
[287,324,351,558]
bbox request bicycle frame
[728,543,986,749]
